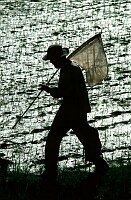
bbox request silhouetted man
[41,44,109,182]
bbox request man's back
[59,60,91,113]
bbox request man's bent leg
[73,120,109,175]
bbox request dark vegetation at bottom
[0,163,131,200]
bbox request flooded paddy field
[0,0,131,173]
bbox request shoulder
[67,59,81,72]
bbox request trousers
[44,105,102,178]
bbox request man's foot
[40,171,58,199]
[94,157,109,175]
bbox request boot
[40,170,58,200]
[93,157,109,175]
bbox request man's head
[43,45,69,68]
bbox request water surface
[0,0,131,173]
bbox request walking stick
[12,69,59,129]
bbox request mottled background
[0,0,131,174]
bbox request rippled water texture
[0,0,131,173]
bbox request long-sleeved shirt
[49,59,91,113]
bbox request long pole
[12,69,59,129]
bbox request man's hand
[39,84,50,93]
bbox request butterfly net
[68,33,108,86]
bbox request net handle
[12,69,59,129]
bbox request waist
[61,99,91,113]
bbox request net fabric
[68,34,108,86]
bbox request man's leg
[73,118,109,175]
[44,109,70,181]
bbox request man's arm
[39,85,63,98]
